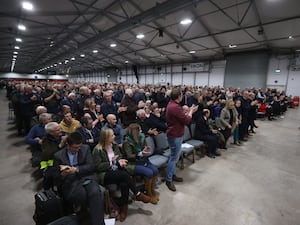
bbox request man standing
[165,88,198,191]
[54,132,105,225]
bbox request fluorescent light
[54,64,57,67]
[58,62,62,65]
[50,65,53,67]
[22,2,34,10]
[13,52,18,54]
[16,38,22,42]
[189,50,196,54]
[136,34,145,39]
[110,43,117,48]
[229,44,237,48]
[275,69,281,73]
[18,24,26,31]
[92,50,98,53]
[125,61,129,64]
[50,44,54,47]
[14,46,20,49]
[289,35,293,39]
[71,57,75,60]
[180,19,192,25]
[13,55,17,58]
[80,54,85,57]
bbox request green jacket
[92,143,122,185]
[122,134,146,175]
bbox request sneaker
[172,175,183,182]
[166,181,176,192]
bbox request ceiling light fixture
[180,18,192,25]
[58,62,62,65]
[125,61,129,64]
[92,50,98,53]
[14,46,20,49]
[16,38,22,42]
[13,55,17,58]
[189,50,196,54]
[136,34,145,39]
[288,35,294,40]
[229,44,237,48]
[13,51,18,54]
[22,2,34,10]
[54,64,57,66]
[110,43,117,48]
[80,54,85,57]
[71,57,75,60]
[18,24,26,31]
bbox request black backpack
[33,189,64,225]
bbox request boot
[145,178,158,204]
[119,204,128,222]
[151,176,160,202]
[136,192,150,203]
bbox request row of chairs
[144,124,204,170]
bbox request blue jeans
[233,126,239,142]
[166,136,183,182]
[134,161,158,178]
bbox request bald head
[106,114,117,126]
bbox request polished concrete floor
[0,91,300,225]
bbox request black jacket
[53,145,97,199]
[194,116,212,140]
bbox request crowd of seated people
[4,80,293,223]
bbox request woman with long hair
[92,128,150,222]
[122,123,159,204]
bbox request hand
[97,114,104,121]
[60,165,76,176]
[228,125,232,129]
[34,137,42,144]
[142,146,151,156]
[118,159,128,167]
[190,104,199,113]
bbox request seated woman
[92,128,150,222]
[122,123,159,204]
[83,98,105,129]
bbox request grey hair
[35,106,47,114]
[136,109,145,118]
[39,113,52,123]
[45,122,59,134]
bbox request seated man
[136,109,158,136]
[30,106,47,128]
[146,106,167,132]
[25,113,52,167]
[53,132,105,225]
[76,116,101,150]
[194,109,220,158]
[59,112,81,134]
[102,114,123,147]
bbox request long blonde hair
[97,128,114,151]
[127,123,141,143]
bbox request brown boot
[151,176,160,201]
[119,204,128,222]
[136,192,150,203]
[145,178,158,204]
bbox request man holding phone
[54,132,105,225]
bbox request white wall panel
[267,57,289,86]
[182,73,194,85]
[286,70,300,96]
[172,73,182,85]
[195,72,209,86]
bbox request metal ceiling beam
[208,0,257,42]
[190,8,223,54]
[252,0,269,48]
[0,10,101,17]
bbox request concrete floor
[0,91,300,225]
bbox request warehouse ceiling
[0,0,300,74]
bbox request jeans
[134,161,158,178]
[233,126,239,143]
[166,136,183,182]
